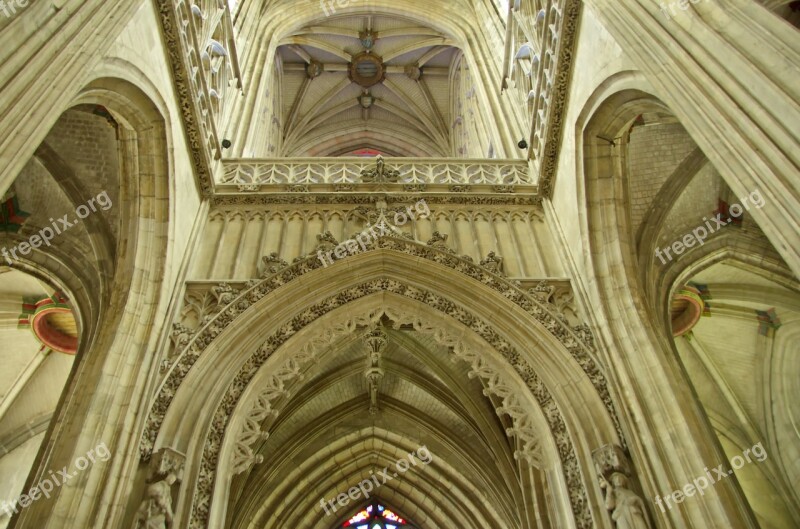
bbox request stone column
[0,0,143,194]
[586,0,800,275]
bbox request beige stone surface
[0,1,797,528]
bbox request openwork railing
[157,0,242,194]
[221,157,531,186]
[501,0,581,196]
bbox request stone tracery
[142,233,629,529]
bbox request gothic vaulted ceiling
[277,14,461,157]
[225,325,527,529]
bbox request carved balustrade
[219,156,535,193]
[501,0,581,196]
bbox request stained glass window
[341,500,417,529]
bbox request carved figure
[360,155,400,183]
[211,283,236,306]
[170,323,193,349]
[426,231,450,250]
[261,252,288,277]
[134,472,177,529]
[315,231,339,252]
[480,251,504,274]
[601,472,653,529]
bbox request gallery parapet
[219,156,536,194]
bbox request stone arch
[10,75,174,529]
[247,428,506,528]
[768,321,800,500]
[145,239,625,529]
[212,294,556,528]
[575,70,767,528]
[603,65,800,522]
[657,243,800,513]
[656,239,797,328]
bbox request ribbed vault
[152,245,623,529]
[231,0,518,158]
[225,325,527,529]
[277,14,460,157]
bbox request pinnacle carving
[359,155,400,184]
[362,327,387,415]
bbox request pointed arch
[144,239,625,528]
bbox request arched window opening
[341,500,418,529]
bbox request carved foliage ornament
[188,292,589,529]
[143,237,621,457]
[143,237,624,528]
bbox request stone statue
[134,472,177,529]
[261,252,289,277]
[480,251,504,274]
[601,472,653,529]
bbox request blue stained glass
[340,500,415,528]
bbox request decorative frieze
[221,158,531,187]
[192,205,555,280]
[210,192,541,206]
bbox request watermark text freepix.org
[1,442,111,518]
[654,441,767,512]
[655,188,764,265]
[320,445,433,516]
[0,0,29,18]
[320,0,357,17]
[318,199,429,267]
[1,190,113,265]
